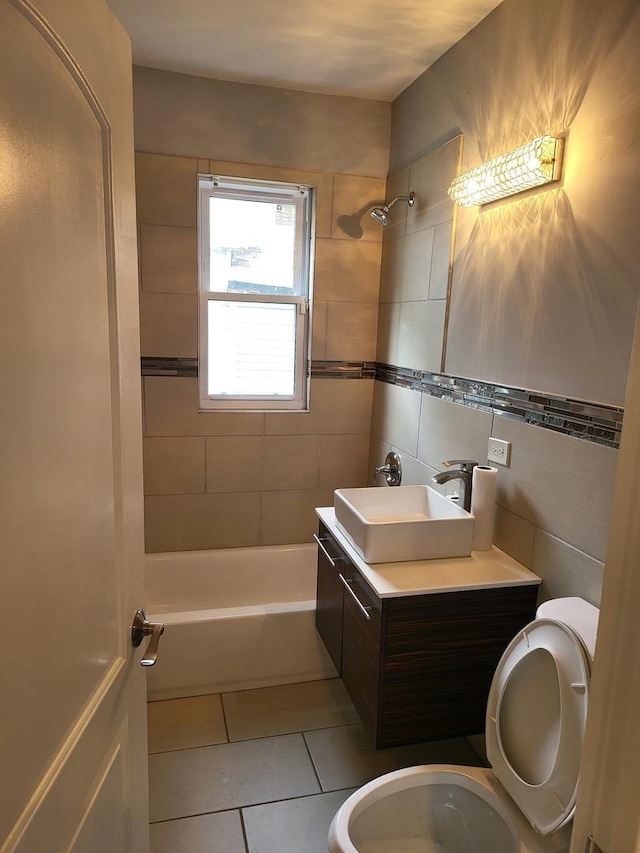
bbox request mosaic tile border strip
[141,357,198,377]
[140,357,623,448]
[376,363,624,449]
[310,360,377,379]
[141,357,376,380]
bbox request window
[198,175,314,411]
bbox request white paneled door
[0,0,148,850]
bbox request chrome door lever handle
[132,609,165,667]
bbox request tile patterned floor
[148,678,484,852]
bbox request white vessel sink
[334,485,475,563]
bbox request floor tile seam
[220,676,344,698]
[147,691,226,707]
[225,720,362,744]
[302,721,361,734]
[218,691,232,743]
[148,729,313,759]
[149,785,357,828]
[147,737,230,756]
[238,808,250,853]
[149,806,243,825]
[240,785,358,814]
[148,722,360,755]
[301,729,325,791]
[150,785,358,826]
[150,784,324,824]
[146,676,346,707]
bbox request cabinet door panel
[380,586,538,746]
[341,566,383,744]
[382,668,490,745]
[315,546,344,673]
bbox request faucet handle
[374,451,402,486]
[442,459,478,472]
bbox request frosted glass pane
[207,301,296,397]
[208,196,297,295]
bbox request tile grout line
[301,729,325,792]
[148,730,305,757]
[223,721,361,747]
[150,680,350,717]
[239,784,359,819]
[238,808,250,853]
[149,805,241,826]
[149,785,360,825]
[219,692,231,744]
[148,720,361,755]
[149,786,361,853]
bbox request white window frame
[197,175,314,411]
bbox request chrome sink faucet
[432,459,478,512]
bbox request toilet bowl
[329,597,598,853]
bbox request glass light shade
[448,136,563,207]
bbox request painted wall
[135,68,390,552]
[371,0,640,604]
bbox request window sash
[197,176,312,412]
[199,292,307,407]
[202,186,307,297]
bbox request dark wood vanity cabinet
[315,520,538,749]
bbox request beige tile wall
[370,132,613,607]
[390,0,640,409]
[138,140,617,597]
[376,137,460,373]
[369,384,613,605]
[137,152,380,551]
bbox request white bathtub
[145,543,337,701]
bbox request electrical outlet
[488,437,511,466]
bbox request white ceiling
[106,0,503,102]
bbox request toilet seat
[486,617,591,836]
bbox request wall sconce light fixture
[447,136,564,207]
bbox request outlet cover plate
[488,437,511,466]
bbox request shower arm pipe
[384,192,415,211]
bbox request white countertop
[316,507,541,599]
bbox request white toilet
[329,597,599,853]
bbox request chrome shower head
[369,191,416,227]
[370,206,391,227]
